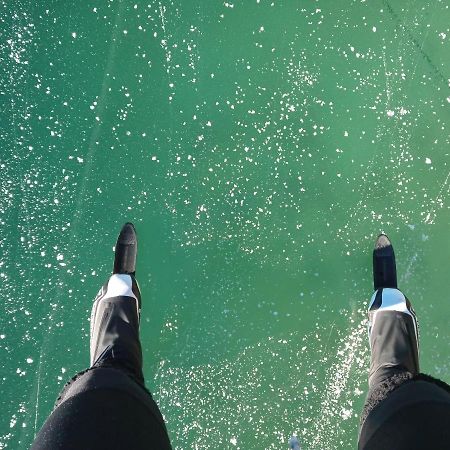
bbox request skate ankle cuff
[369,288,410,314]
[103,274,137,300]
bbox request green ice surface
[1,0,450,448]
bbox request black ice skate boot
[367,234,419,389]
[89,223,144,384]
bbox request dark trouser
[358,302,450,449]
[359,375,450,450]
[31,293,172,450]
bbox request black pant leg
[358,377,450,450]
[32,273,172,450]
[31,367,172,450]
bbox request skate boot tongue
[373,234,397,290]
[113,222,137,275]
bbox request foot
[94,222,141,309]
[112,222,141,305]
[373,234,397,290]
[113,222,138,275]
[369,234,417,338]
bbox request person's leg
[365,234,420,392]
[367,287,419,392]
[54,271,148,407]
[89,272,144,384]
[359,286,420,431]
[358,235,450,450]
[31,223,172,449]
[31,366,172,450]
